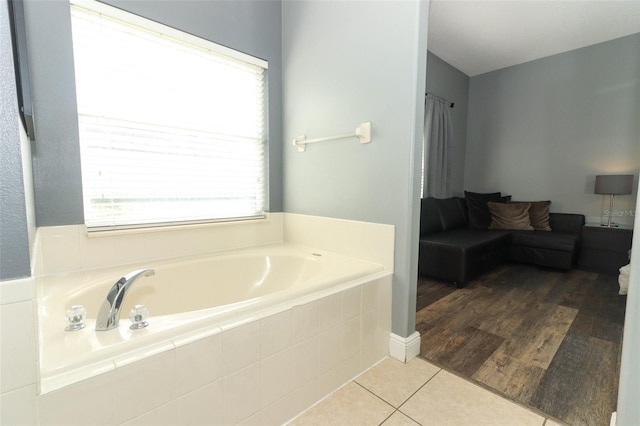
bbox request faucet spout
[96,268,155,331]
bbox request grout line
[377,409,398,426]
[353,380,396,408]
[353,363,443,411]
[350,381,400,426]
[395,408,425,426]
[353,363,442,426]
[399,366,443,407]
[391,367,442,426]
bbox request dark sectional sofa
[418,196,585,287]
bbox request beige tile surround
[290,357,566,426]
[2,214,396,425]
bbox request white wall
[282,0,429,338]
[465,34,639,225]
[617,191,640,425]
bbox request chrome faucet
[96,268,155,331]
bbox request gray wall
[282,0,429,337]
[0,0,31,280]
[425,51,469,196]
[22,0,283,227]
[465,34,640,225]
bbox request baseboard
[610,411,616,426]
[389,331,421,362]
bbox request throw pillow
[464,191,503,229]
[512,200,552,231]
[487,202,534,231]
[436,197,468,231]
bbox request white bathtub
[37,242,388,394]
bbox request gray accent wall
[282,0,429,338]
[22,0,283,226]
[465,34,640,225]
[22,0,83,227]
[1,0,31,280]
[425,51,469,196]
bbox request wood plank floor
[416,263,626,426]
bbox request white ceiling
[427,0,640,76]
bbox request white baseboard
[610,411,616,426]
[389,331,421,362]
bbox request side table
[580,224,633,275]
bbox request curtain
[422,94,453,198]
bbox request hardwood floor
[416,263,626,426]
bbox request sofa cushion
[436,197,468,231]
[549,213,584,234]
[420,197,443,236]
[513,200,551,231]
[422,228,511,250]
[465,191,503,229]
[419,229,511,285]
[511,231,579,252]
[487,202,534,231]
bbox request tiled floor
[289,357,565,426]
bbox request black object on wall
[8,0,35,140]
[426,92,454,108]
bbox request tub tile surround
[284,213,395,271]
[0,213,395,425]
[0,384,38,426]
[0,276,38,425]
[174,333,223,397]
[33,212,394,277]
[0,293,37,394]
[34,213,286,277]
[34,274,392,425]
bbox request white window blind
[69,0,268,230]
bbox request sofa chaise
[418,193,585,287]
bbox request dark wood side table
[580,224,633,274]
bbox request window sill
[84,214,271,238]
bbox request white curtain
[422,94,453,198]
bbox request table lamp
[594,174,633,227]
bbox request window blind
[70,0,268,230]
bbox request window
[69,0,268,231]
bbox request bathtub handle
[95,268,155,331]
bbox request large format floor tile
[399,369,545,426]
[355,357,439,407]
[290,381,394,425]
[289,357,559,426]
[381,411,420,426]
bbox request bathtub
[37,242,389,395]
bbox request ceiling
[427,0,640,77]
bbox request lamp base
[600,223,620,228]
[600,193,618,228]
